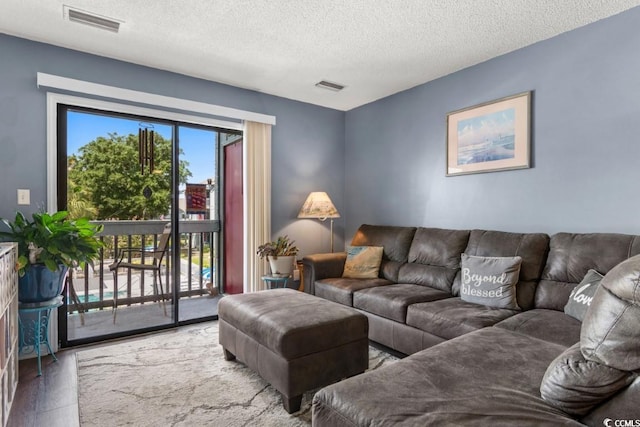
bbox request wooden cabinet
[0,243,18,426]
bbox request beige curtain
[243,121,271,292]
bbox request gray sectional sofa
[302,224,640,426]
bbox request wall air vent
[315,80,345,92]
[64,6,121,33]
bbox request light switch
[17,189,30,205]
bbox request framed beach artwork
[446,91,531,176]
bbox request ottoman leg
[282,393,302,414]
[348,370,365,378]
[223,348,236,361]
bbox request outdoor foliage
[67,156,98,219]
[67,132,192,220]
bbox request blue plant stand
[262,275,291,289]
[18,295,63,377]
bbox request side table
[262,275,291,289]
[18,295,63,376]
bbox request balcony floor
[66,294,221,342]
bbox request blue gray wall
[0,34,345,256]
[3,5,640,257]
[344,7,640,240]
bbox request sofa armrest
[302,253,347,295]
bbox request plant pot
[18,264,68,303]
[268,256,295,276]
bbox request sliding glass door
[175,125,219,322]
[57,105,237,345]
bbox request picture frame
[446,91,531,176]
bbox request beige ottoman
[218,288,369,413]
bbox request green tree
[67,155,98,220]
[68,132,192,220]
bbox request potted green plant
[0,210,104,303]
[257,235,299,276]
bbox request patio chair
[109,223,171,322]
[66,269,85,326]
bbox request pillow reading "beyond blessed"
[460,253,522,310]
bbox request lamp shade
[298,192,340,219]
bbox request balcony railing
[67,220,219,314]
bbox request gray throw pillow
[581,254,640,371]
[540,343,636,417]
[460,253,522,310]
[564,269,603,321]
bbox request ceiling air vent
[64,6,121,33]
[315,80,345,92]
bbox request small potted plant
[0,210,104,303]
[257,235,299,276]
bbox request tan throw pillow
[460,253,522,309]
[342,246,384,279]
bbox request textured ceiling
[2,1,640,111]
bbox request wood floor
[8,348,80,427]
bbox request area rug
[77,321,398,426]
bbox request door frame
[48,95,242,347]
[220,135,244,294]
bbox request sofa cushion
[540,343,636,417]
[494,309,581,348]
[406,297,518,340]
[312,328,582,427]
[582,377,640,426]
[342,245,383,279]
[453,229,549,310]
[460,254,522,309]
[314,277,392,307]
[581,254,640,371]
[397,227,470,292]
[353,284,451,323]
[563,269,603,321]
[351,224,417,282]
[536,233,640,311]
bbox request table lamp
[298,191,340,252]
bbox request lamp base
[330,218,335,252]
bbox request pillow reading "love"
[563,269,603,322]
